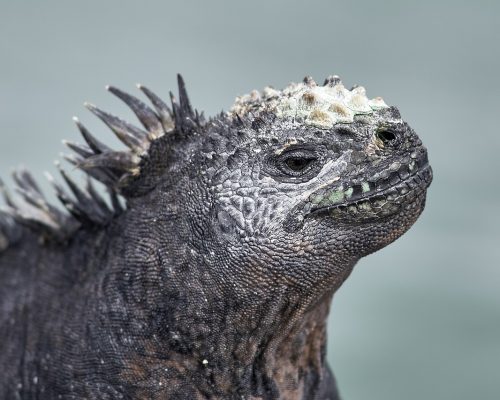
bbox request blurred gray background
[1,1,498,399]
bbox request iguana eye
[274,150,320,180]
[285,157,314,172]
[264,147,322,182]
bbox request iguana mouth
[308,155,432,221]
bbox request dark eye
[285,157,314,172]
[277,152,319,180]
[265,147,322,183]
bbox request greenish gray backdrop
[1,1,498,399]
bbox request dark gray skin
[0,75,432,399]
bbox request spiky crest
[0,74,201,250]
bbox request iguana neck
[99,225,338,399]
[257,292,334,400]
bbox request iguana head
[153,75,432,299]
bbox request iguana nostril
[376,129,397,145]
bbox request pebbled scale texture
[0,75,431,400]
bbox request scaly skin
[0,75,432,399]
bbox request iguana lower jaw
[308,162,432,223]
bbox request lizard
[0,74,432,399]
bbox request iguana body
[0,75,432,399]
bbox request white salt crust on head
[230,76,388,129]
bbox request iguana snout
[307,138,432,222]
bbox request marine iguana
[0,74,432,399]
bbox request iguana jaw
[307,157,432,223]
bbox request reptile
[0,74,432,399]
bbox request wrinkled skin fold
[0,75,431,399]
